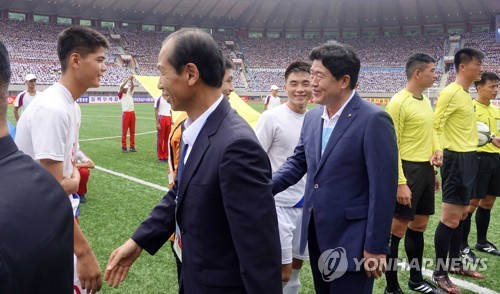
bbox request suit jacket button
[314,184,319,189]
[308,207,313,213]
[180,229,185,235]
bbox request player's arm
[129,75,134,92]
[76,159,95,169]
[13,94,21,121]
[254,111,275,152]
[262,96,269,112]
[433,90,456,144]
[154,99,160,131]
[74,220,102,293]
[39,159,80,195]
[429,127,443,167]
[385,99,412,207]
[119,77,128,93]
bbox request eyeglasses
[310,72,334,82]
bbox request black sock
[385,234,402,291]
[461,213,473,250]
[434,221,454,275]
[476,206,491,245]
[449,221,464,268]
[405,228,424,283]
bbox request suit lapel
[176,98,231,209]
[316,94,361,173]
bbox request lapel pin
[348,113,352,117]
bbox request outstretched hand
[104,239,143,288]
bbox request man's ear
[69,52,81,70]
[185,63,199,86]
[341,75,351,89]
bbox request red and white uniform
[14,82,85,293]
[264,94,281,110]
[118,90,135,149]
[76,149,91,195]
[14,90,41,112]
[154,95,172,160]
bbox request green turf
[6,103,500,293]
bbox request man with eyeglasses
[13,74,41,121]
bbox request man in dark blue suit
[0,40,74,294]
[104,28,282,293]
[273,41,398,293]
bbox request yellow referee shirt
[387,89,441,184]
[474,99,500,153]
[434,82,477,152]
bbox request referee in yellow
[461,72,500,261]
[432,48,486,293]
[384,53,442,294]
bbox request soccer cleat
[121,147,128,152]
[448,265,484,280]
[460,247,481,264]
[129,147,137,152]
[408,279,443,293]
[475,242,500,256]
[384,287,404,294]
[79,194,87,203]
[432,273,461,294]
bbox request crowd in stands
[1,19,498,93]
[464,32,500,66]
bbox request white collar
[183,95,224,147]
[321,91,355,121]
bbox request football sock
[385,234,402,292]
[476,206,491,245]
[405,228,424,283]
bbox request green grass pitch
[7,103,500,293]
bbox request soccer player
[461,72,500,261]
[221,57,235,98]
[0,39,74,294]
[255,61,311,294]
[119,75,136,152]
[13,73,41,121]
[384,53,442,294]
[432,48,485,293]
[263,84,281,112]
[15,26,108,294]
[154,92,172,162]
[75,147,95,203]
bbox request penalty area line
[95,165,168,192]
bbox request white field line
[94,165,168,192]
[80,131,156,142]
[400,262,499,294]
[94,164,499,294]
[82,115,155,120]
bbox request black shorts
[441,150,478,206]
[394,161,435,220]
[475,152,500,199]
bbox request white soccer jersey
[15,82,80,179]
[14,90,41,111]
[255,103,306,207]
[119,90,134,112]
[154,95,172,116]
[265,95,281,110]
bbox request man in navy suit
[104,28,282,293]
[273,41,398,293]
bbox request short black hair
[454,48,484,73]
[405,53,435,80]
[474,72,500,88]
[0,40,11,124]
[284,61,311,82]
[57,26,109,72]
[309,41,360,90]
[224,58,234,71]
[165,28,224,88]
